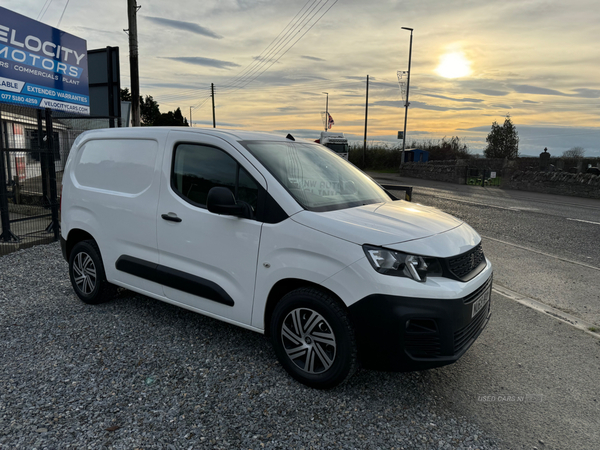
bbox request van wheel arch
[65,229,96,261]
[264,279,345,337]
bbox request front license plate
[472,286,491,318]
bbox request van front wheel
[69,240,115,305]
[270,288,357,389]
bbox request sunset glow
[435,52,472,78]
[3,0,600,156]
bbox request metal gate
[0,106,61,255]
[466,167,502,187]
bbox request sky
[3,0,600,156]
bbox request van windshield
[242,140,390,212]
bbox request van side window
[172,143,259,210]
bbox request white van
[60,127,492,389]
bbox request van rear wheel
[69,240,115,305]
[270,288,357,389]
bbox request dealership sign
[0,7,89,114]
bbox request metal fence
[1,103,125,256]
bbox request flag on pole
[327,113,335,129]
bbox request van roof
[77,126,295,142]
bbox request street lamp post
[323,92,329,131]
[400,27,413,166]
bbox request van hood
[291,201,464,247]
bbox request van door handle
[161,213,182,223]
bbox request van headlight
[363,245,443,282]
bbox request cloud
[160,57,240,69]
[276,106,302,114]
[510,85,600,99]
[143,16,222,39]
[461,125,499,133]
[145,82,205,89]
[301,55,326,62]
[372,100,403,108]
[472,89,509,97]
[372,100,480,112]
[72,26,121,36]
[421,94,484,103]
[571,88,600,99]
[511,85,568,96]
[344,76,372,81]
[523,100,539,104]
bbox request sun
[435,52,472,78]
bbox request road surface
[373,174,600,450]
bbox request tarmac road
[373,173,600,449]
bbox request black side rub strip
[115,255,234,307]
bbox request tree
[120,88,132,101]
[140,95,161,126]
[120,89,188,126]
[484,115,519,159]
[154,107,189,126]
[562,146,585,159]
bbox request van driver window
[172,143,258,211]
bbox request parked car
[60,127,492,388]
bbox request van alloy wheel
[271,287,357,389]
[281,308,337,374]
[68,240,115,305]
[73,252,97,295]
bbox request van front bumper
[347,275,492,371]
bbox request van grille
[462,277,493,305]
[448,243,486,281]
[405,335,442,358]
[454,301,489,354]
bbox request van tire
[69,240,115,305]
[270,288,357,389]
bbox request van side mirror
[206,187,251,218]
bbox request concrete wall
[398,159,600,199]
[397,161,465,184]
[503,170,600,199]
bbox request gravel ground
[0,243,502,449]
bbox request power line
[131,0,338,112]
[151,88,212,104]
[221,0,338,95]
[220,0,328,92]
[56,0,70,28]
[126,2,325,107]
[37,0,54,20]
[219,0,318,91]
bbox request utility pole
[211,83,216,128]
[127,0,140,126]
[363,75,369,168]
[189,106,192,127]
[400,27,413,166]
[323,92,329,131]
